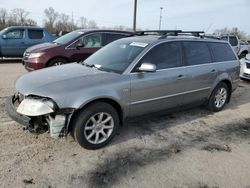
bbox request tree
[214,27,247,39]
[55,13,77,32]
[11,8,29,25]
[79,16,87,29]
[0,8,8,29]
[87,20,98,29]
[44,7,58,33]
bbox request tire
[71,102,119,150]
[207,82,230,112]
[48,58,67,67]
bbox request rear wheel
[207,83,230,112]
[48,58,67,67]
[71,102,119,149]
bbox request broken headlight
[17,97,56,116]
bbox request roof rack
[136,30,182,36]
[136,30,205,38]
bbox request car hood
[16,63,120,100]
[26,42,59,52]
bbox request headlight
[28,52,44,59]
[17,98,55,116]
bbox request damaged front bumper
[6,95,74,138]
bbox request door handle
[211,69,216,73]
[177,74,185,80]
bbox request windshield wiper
[82,62,99,69]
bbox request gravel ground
[0,62,250,188]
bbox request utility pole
[159,7,163,30]
[133,0,137,32]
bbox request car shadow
[0,58,22,64]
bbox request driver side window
[135,42,182,71]
[81,33,102,48]
[5,29,24,39]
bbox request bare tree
[79,16,87,29]
[55,13,77,32]
[25,19,37,26]
[0,8,8,29]
[214,27,247,39]
[44,7,58,33]
[87,20,98,29]
[11,8,29,25]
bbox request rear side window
[103,33,129,46]
[229,36,238,46]
[182,42,212,66]
[139,42,182,70]
[209,42,237,62]
[28,29,43,39]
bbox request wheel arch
[68,97,124,133]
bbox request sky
[0,0,249,34]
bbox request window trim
[127,40,236,75]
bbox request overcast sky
[1,0,249,34]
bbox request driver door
[129,41,187,116]
[1,29,26,57]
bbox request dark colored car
[22,29,134,71]
[0,26,57,57]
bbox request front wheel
[72,102,119,149]
[207,83,230,112]
[48,58,67,67]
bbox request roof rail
[158,30,205,39]
[136,30,182,36]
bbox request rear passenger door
[181,41,216,105]
[130,41,187,116]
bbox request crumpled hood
[26,42,59,52]
[16,63,120,100]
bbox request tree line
[0,7,101,34]
[0,7,249,39]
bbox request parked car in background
[6,31,240,149]
[22,29,134,71]
[0,26,57,57]
[221,35,250,58]
[240,54,250,80]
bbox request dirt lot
[0,62,250,188]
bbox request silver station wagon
[7,31,240,149]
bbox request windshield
[54,31,84,44]
[0,28,8,36]
[83,40,147,74]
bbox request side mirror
[246,54,250,60]
[76,43,84,49]
[2,34,7,39]
[138,63,156,72]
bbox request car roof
[6,26,45,30]
[73,29,135,35]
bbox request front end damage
[6,93,74,138]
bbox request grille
[246,63,250,69]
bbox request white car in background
[240,54,250,80]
